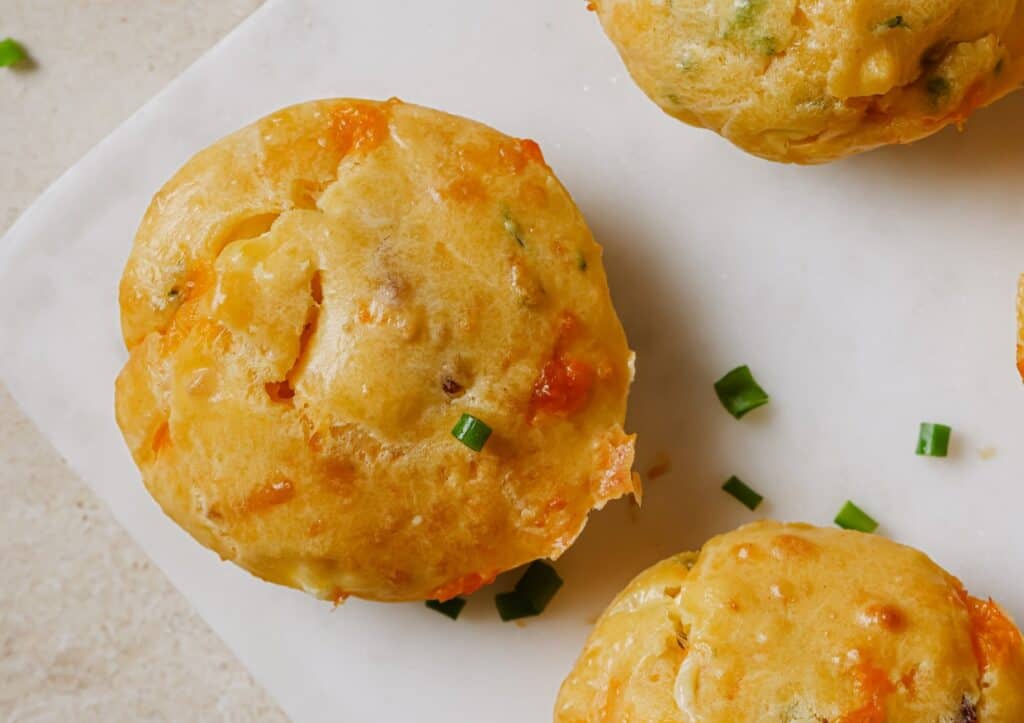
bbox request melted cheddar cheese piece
[116,99,636,602]
[556,521,1024,722]
[592,0,1024,163]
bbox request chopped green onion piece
[501,206,526,248]
[0,38,27,67]
[873,15,912,34]
[722,475,763,511]
[731,0,763,30]
[495,560,563,621]
[916,422,952,457]
[451,413,492,452]
[926,76,951,102]
[753,35,778,56]
[515,560,563,611]
[425,597,466,620]
[576,251,588,271]
[834,501,878,533]
[714,365,770,419]
[495,591,537,621]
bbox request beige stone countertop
[1,2,288,720]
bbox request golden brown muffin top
[557,521,1024,721]
[116,99,636,602]
[592,0,1024,162]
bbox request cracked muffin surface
[556,521,1024,722]
[592,0,1024,162]
[115,98,636,603]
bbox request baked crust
[115,99,636,602]
[557,521,1024,721]
[593,0,1024,163]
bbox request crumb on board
[330,588,349,608]
[646,451,672,480]
[978,447,997,460]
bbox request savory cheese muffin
[115,98,637,603]
[591,0,1024,162]
[557,521,1024,721]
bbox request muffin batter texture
[116,99,636,602]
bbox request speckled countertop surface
[1,2,287,720]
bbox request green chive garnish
[873,15,909,33]
[452,413,492,452]
[495,560,563,621]
[926,76,951,102]
[494,592,535,621]
[0,38,27,67]
[916,422,951,457]
[714,365,770,419]
[834,501,878,533]
[425,597,466,620]
[722,476,763,511]
[753,35,778,56]
[516,560,563,611]
[501,206,526,248]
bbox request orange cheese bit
[951,578,1023,672]
[966,596,1023,671]
[161,261,215,353]
[527,496,575,535]
[497,138,546,173]
[330,101,390,157]
[530,355,595,419]
[151,421,171,454]
[838,657,895,723]
[547,496,568,512]
[445,137,543,195]
[519,138,545,165]
[430,571,497,602]
[242,479,296,514]
[529,311,595,420]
